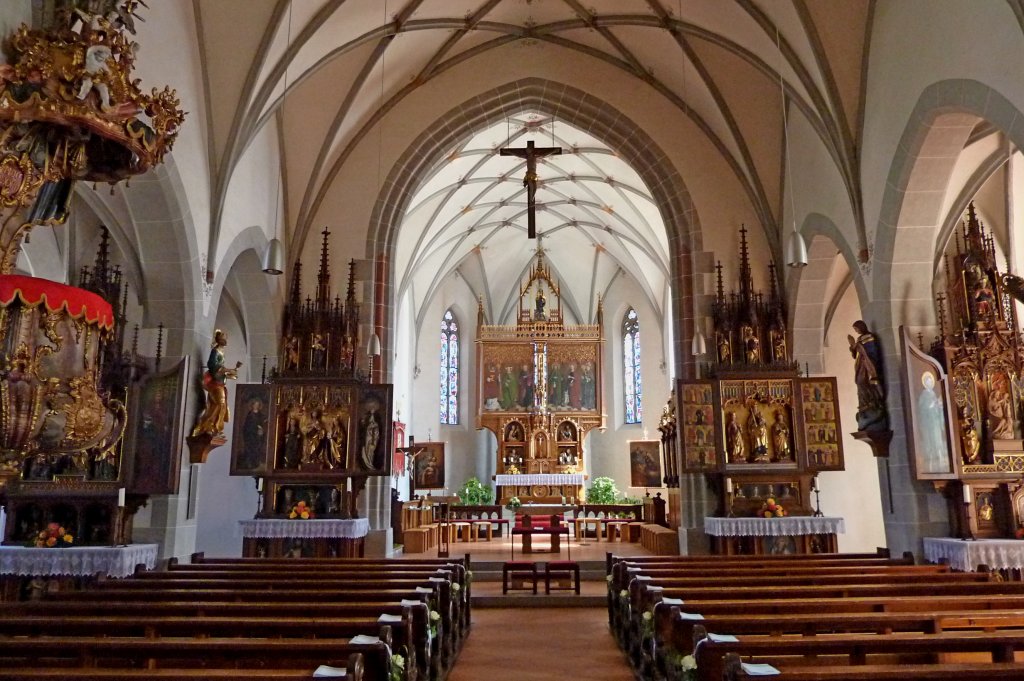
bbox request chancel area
[3,1,1024,679]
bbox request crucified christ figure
[500,140,562,238]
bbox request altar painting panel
[412,442,445,490]
[720,379,796,467]
[230,383,273,474]
[679,380,716,470]
[479,340,601,414]
[271,384,353,473]
[629,440,662,488]
[126,357,189,495]
[901,327,958,479]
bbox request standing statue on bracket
[191,329,242,438]
[848,320,889,431]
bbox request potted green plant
[586,476,620,504]
[456,477,494,505]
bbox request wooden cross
[500,140,562,238]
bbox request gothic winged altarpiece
[903,204,1024,539]
[229,230,393,532]
[680,227,846,527]
[0,1,185,547]
[477,251,604,504]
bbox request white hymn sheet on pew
[741,663,780,676]
[378,613,403,623]
[707,633,739,643]
[349,635,381,645]
[678,612,705,620]
[313,665,347,677]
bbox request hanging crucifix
[500,139,562,238]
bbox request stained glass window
[623,308,642,424]
[440,309,459,425]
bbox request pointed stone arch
[364,78,704,381]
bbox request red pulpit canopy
[0,274,114,331]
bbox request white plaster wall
[408,275,490,499]
[860,0,1024,246]
[193,292,258,557]
[819,274,887,553]
[567,274,670,499]
[216,120,281,264]
[0,2,30,44]
[132,1,212,266]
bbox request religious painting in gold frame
[478,340,601,415]
[679,380,716,470]
[796,378,843,471]
[719,379,796,468]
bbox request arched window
[623,308,642,424]
[440,309,459,425]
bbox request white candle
[117,488,126,507]
[346,478,353,493]
[725,478,733,494]
[963,484,972,504]
[257,478,264,492]
[812,477,819,492]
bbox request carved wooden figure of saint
[772,410,792,461]
[192,329,242,438]
[725,411,744,463]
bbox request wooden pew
[694,628,1024,681]
[724,660,1024,680]
[0,659,366,681]
[10,599,439,681]
[4,603,433,681]
[653,604,1024,679]
[0,637,390,679]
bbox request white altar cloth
[495,473,585,486]
[0,543,158,578]
[239,518,370,539]
[923,537,1024,573]
[704,516,845,537]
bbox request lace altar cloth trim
[0,543,158,578]
[923,537,1024,573]
[240,518,371,539]
[704,516,845,537]
[495,473,585,486]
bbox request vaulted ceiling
[193,0,874,318]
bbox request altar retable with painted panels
[476,252,605,504]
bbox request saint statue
[500,365,518,410]
[717,334,731,364]
[191,330,242,438]
[960,411,981,464]
[725,411,744,463]
[283,335,300,371]
[771,410,791,461]
[742,326,760,364]
[770,328,787,363]
[988,386,1015,440]
[968,261,996,319]
[847,320,889,431]
[281,417,302,468]
[360,401,382,470]
[534,285,548,321]
[748,408,770,462]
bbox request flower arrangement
[288,500,314,519]
[33,522,73,548]
[1015,526,1024,539]
[666,652,697,680]
[429,609,441,638]
[505,496,522,511]
[389,654,405,681]
[759,497,786,518]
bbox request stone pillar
[864,300,950,558]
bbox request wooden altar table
[704,516,844,555]
[239,518,369,558]
[511,526,571,558]
[923,537,1024,574]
